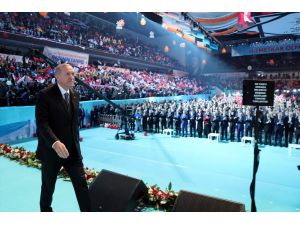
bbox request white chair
[208,133,220,142]
[241,136,255,147]
[288,143,300,156]
[163,128,174,136]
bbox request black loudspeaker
[89,169,148,212]
[172,190,245,212]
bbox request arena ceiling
[89,12,300,49]
[156,12,300,46]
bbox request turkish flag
[238,12,254,30]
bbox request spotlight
[140,17,146,26]
[149,31,154,38]
[164,46,169,53]
[116,19,125,30]
[39,12,48,17]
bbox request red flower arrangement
[145,183,178,211]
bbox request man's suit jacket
[35,84,82,161]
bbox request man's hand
[52,141,69,159]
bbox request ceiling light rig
[181,12,224,52]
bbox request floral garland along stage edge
[0,143,178,211]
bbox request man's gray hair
[54,63,71,76]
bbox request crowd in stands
[205,75,244,91]
[0,55,209,106]
[249,53,300,70]
[0,54,51,106]
[76,64,209,100]
[1,50,300,107]
[0,12,182,68]
[210,52,300,74]
[91,94,300,147]
[202,70,300,92]
[255,71,300,92]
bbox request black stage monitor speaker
[172,190,245,212]
[89,169,148,212]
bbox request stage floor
[1,127,300,212]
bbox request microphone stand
[250,105,261,212]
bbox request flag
[238,12,254,30]
[17,76,25,84]
[12,74,19,82]
[31,71,38,77]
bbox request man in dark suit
[35,63,90,212]
[220,110,229,141]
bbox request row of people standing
[130,107,300,147]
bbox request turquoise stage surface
[1,127,300,212]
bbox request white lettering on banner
[232,42,300,57]
[43,46,89,66]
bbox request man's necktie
[64,92,70,107]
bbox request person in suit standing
[154,109,160,133]
[142,110,148,132]
[229,110,237,142]
[245,110,253,137]
[78,104,85,128]
[148,109,154,133]
[274,112,284,147]
[35,63,90,212]
[236,110,245,142]
[160,109,167,133]
[263,111,274,146]
[196,108,203,138]
[166,109,173,129]
[90,106,96,127]
[181,109,189,137]
[220,110,229,141]
[284,111,296,147]
[203,110,211,138]
[189,109,196,137]
[174,109,181,136]
[295,114,300,144]
[211,111,220,134]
